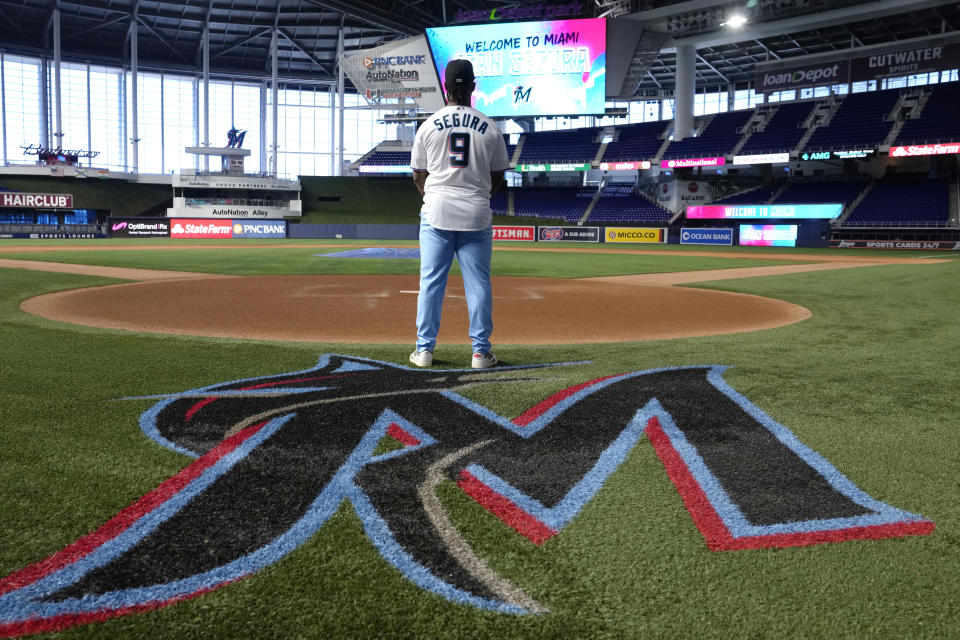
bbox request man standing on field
[409,59,509,369]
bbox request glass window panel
[3,55,42,164]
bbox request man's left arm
[412,169,429,196]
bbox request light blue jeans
[416,219,493,355]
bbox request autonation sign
[687,204,842,219]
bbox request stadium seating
[512,186,593,222]
[773,180,867,206]
[490,188,508,215]
[359,150,411,166]
[601,121,669,162]
[736,101,816,155]
[710,185,776,204]
[586,183,673,224]
[802,89,900,152]
[517,127,602,164]
[843,176,950,226]
[662,110,752,160]
[894,82,960,146]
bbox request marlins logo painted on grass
[0,355,934,636]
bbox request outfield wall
[288,223,418,240]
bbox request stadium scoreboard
[425,18,606,117]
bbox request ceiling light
[723,14,748,28]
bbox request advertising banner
[170,219,234,239]
[889,142,960,157]
[516,162,591,172]
[732,153,790,165]
[357,165,413,174]
[850,43,960,82]
[4,231,105,239]
[801,150,876,160]
[453,3,585,24]
[341,35,444,111]
[0,192,73,208]
[232,221,287,239]
[830,239,960,250]
[493,225,535,241]
[680,228,733,245]
[686,203,842,219]
[604,227,667,243]
[537,225,600,242]
[425,18,607,117]
[660,157,725,169]
[108,217,170,238]
[173,175,300,191]
[755,60,849,93]
[598,161,651,170]
[739,224,798,247]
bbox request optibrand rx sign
[755,60,850,93]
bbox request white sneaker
[471,351,498,369]
[410,350,433,367]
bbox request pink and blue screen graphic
[739,224,798,247]
[425,18,606,117]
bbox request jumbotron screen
[425,18,606,117]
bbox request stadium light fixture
[721,13,748,28]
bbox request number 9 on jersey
[449,132,470,168]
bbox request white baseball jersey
[410,104,510,231]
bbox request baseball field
[1,238,958,639]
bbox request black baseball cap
[445,59,475,88]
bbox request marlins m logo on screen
[0,355,933,636]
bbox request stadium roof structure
[0,0,957,95]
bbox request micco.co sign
[755,60,850,93]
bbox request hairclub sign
[0,192,73,208]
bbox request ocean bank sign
[680,228,732,245]
[686,203,842,219]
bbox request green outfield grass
[1,241,958,639]
[0,241,812,277]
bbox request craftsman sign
[493,225,536,241]
[0,193,73,208]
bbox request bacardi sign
[0,192,73,208]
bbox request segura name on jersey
[432,112,489,134]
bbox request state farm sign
[170,219,233,239]
[889,143,960,157]
[0,193,73,208]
